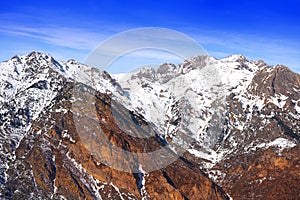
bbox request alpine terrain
[0,51,299,200]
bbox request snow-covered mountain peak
[114,55,258,147]
[0,52,299,199]
[1,52,299,168]
[2,51,69,81]
[0,52,123,161]
[220,54,248,63]
[113,54,299,171]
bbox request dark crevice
[4,187,12,198]
[133,172,143,197]
[178,156,207,177]
[162,171,189,200]
[162,171,176,188]
[49,156,56,181]
[69,172,85,197]
[212,182,231,200]
[271,71,277,95]
[54,125,62,137]
[273,116,299,141]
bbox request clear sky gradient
[0,0,299,72]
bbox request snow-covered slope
[113,55,300,181]
[0,52,299,199]
[0,52,124,194]
[0,52,232,200]
[113,55,256,163]
[2,52,294,169]
[0,51,122,147]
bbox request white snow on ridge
[113,55,259,142]
[249,138,296,152]
[269,94,288,109]
[0,52,123,159]
[293,100,300,114]
[187,148,227,168]
[112,55,300,171]
[1,52,299,184]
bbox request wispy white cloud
[0,11,299,73]
[0,25,108,50]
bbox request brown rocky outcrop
[3,83,229,200]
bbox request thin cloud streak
[0,25,108,50]
[0,19,299,72]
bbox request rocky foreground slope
[0,52,299,199]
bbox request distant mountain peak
[221,54,248,62]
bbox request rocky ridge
[0,51,299,199]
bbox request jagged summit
[221,54,248,62]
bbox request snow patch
[249,138,296,152]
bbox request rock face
[2,84,228,199]
[113,55,300,200]
[211,65,300,200]
[0,52,229,199]
[0,51,299,199]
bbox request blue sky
[0,0,299,73]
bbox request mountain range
[0,51,299,199]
